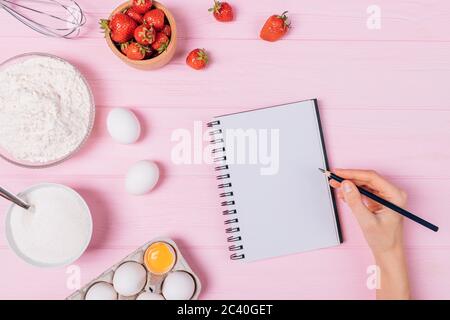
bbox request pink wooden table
[1,0,450,299]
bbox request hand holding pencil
[325,169,408,251]
[325,169,412,299]
[321,168,438,232]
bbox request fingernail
[342,181,353,193]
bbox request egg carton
[66,238,201,300]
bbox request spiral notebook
[208,99,342,261]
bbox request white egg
[107,107,141,144]
[85,282,118,300]
[136,292,165,300]
[113,261,147,297]
[125,160,160,195]
[162,271,196,300]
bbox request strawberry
[125,7,144,24]
[260,11,290,42]
[134,24,156,45]
[131,0,153,14]
[151,32,169,53]
[126,42,150,60]
[100,13,137,43]
[208,1,233,22]
[120,41,130,54]
[143,9,165,31]
[186,49,209,70]
[162,24,171,37]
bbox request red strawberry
[126,42,149,60]
[151,32,169,53]
[186,49,209,70]
[208,1,233,22]
[260,11,290,42]
[120,41,130,54]
[134,24,156,45]
[143,9,165,31]
[100,13,137,43]
[125,7,144,24]
[131,0,153,14]
[162,24,171,37]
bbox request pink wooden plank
[1,246,449,300]
[2,39,450,109]
[0,175,447,249]
[1,0,450,41]
[0,247,374,300]
[1,108,448,178]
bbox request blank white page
[215,100,342,262]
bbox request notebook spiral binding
[207,120,245,261]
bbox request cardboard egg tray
[66,238,201,300]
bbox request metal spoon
[0,186,30,210]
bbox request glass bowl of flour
[0,53,95,168]
[5,183,93,267]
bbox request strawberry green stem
[208,0,222,14]
[278,11,291,28]
[99,19,111,36]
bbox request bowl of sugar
[5,183,93,267]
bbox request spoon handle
[0,187,30,210]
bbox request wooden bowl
[105,1,177,70]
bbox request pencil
[318,168,439,232]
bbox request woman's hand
[329,169,410,300]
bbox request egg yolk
[144,242,176,275]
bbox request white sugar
[8,185,91,265]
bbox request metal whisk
[0,0,86,38]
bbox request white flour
[0,56,92,163]
[8,185,92,265]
